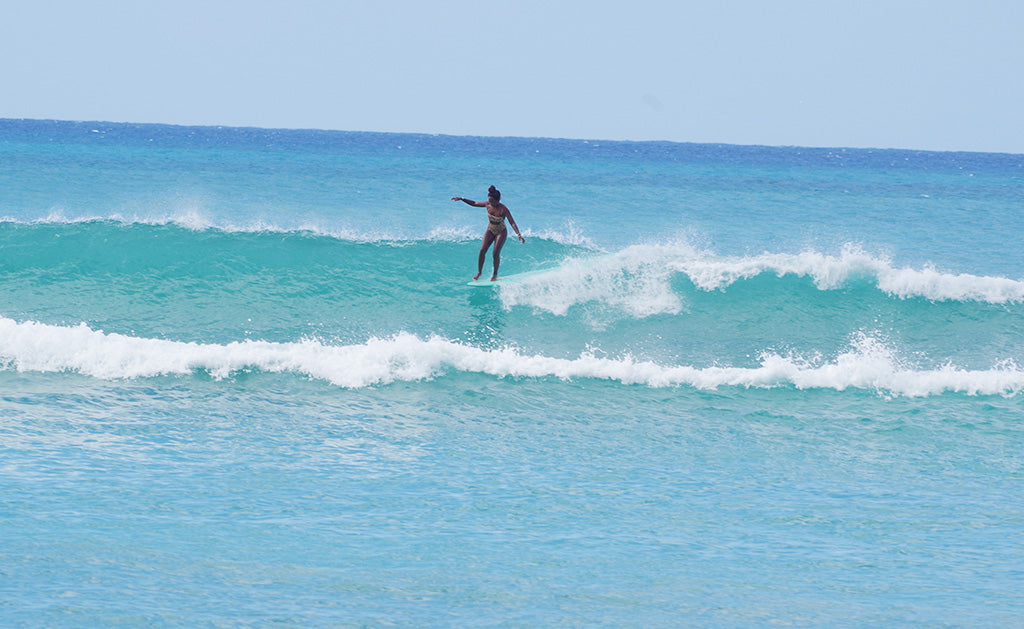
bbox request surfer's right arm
[451,197,486,207]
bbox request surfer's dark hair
[488,185,500,201]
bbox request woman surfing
[451,185,525,281]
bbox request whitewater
[3,317,1023,397]
[2,119,1023,627]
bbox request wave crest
[1,318,1020,397]
[0,211,594,247]
[675,244,1024,303]
[496,243,1024,316]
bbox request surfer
[452,185,525,281]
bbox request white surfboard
[467,267,550,287]
[467,253,615,287]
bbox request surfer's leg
[490,229,508,281]
[475,231,496,280]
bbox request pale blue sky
[3,1,1022,152]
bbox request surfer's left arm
[506,209,525,243]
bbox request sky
[2,0,1023,153]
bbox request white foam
[1,318,1020,397]
[499,252,682,317]
[496,242,1024,316]
[672,244,1024,303]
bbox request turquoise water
[2,119,1023,626]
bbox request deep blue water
[2,118,1023,627]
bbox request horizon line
[2,116,1022,158]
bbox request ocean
[1,118,1022,627]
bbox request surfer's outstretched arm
[506,209,525,243]
[451,196,486,207]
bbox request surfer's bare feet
[473,273,481,280]
[490,276,498,282]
